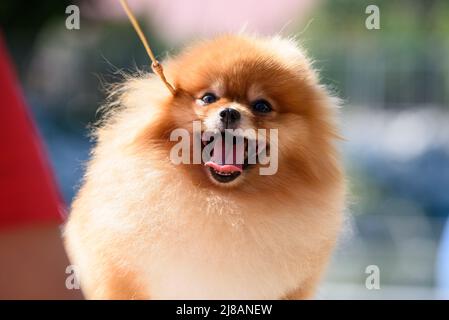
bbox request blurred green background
[1,0,449,299]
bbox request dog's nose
[219,108,241,126]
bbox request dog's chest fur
[114,190,331,299]
[68,164,341,299]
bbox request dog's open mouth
[202,132,251,183]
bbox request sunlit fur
[64,34,345,299]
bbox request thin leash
[118,0,176,95]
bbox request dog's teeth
[214,169,232,176]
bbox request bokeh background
[2,0,449,299]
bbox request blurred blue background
[1,0,449,299]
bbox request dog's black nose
[219,108,241,126]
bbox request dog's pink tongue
[205,140,243,173]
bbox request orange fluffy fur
[64,34,345,299]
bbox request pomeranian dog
[64,34,345,299]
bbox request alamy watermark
[65,264,81,290]
[365,265,381,290]
[365,5,380,30]
[169,121,279,176]
[65,5,80,30]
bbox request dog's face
[142,35,341,191]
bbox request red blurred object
[0,34,64,230]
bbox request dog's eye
[252,99,272,113]
[200,93,218,104]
